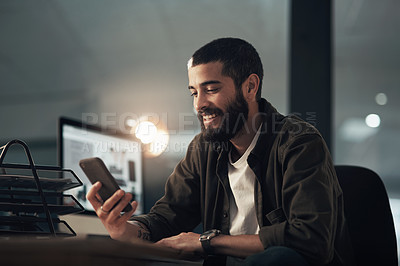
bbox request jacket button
[223,211,228,218]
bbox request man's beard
[197,91,249,143]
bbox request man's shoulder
[267,114,325,154]
[259,98,320,139]
[278,114,321,139]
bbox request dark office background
[0,0,399,259]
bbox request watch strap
[201,237,213,254]
[200,229,221,255]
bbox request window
[334,0,400,257]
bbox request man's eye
[190,91,197,97]
[207,88,219,93]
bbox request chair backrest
[335,165,398,266]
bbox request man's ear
[244,74,260,102]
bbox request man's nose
[194,92,209,112]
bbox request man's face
[188,61,249,142]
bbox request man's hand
[86,181,140,241]
[155,232,203,254]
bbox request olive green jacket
[132,99,353,265]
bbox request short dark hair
[190,37,264,100]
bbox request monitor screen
[58,117,143,215]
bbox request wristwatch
[199,229,221,254]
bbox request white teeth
[203,114,217,120]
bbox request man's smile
[202,113,220,127]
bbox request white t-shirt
[228,125,262,236]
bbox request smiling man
[87,38,353,266]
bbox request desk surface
[0,237,203,266]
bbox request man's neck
[230,104,262,162]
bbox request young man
[87,38,353,265]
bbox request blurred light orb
[148,130,169,157]
[375,93,388,105]
[365,114,381,128]
[135,121,157,144]
[126,118,138,128]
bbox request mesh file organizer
[0,139,84,237]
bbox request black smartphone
[79,157,132,213]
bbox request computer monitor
[58,117,143,214]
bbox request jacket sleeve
[258,131,341,265]
[130,137,202,242]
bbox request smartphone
[79,157,132,213]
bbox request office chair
[335,165,398,266]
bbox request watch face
[200,229,220,241]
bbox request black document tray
[0,163,81,192]
[0,194,83,215]
[0,216,76,237]
[0,173,79,191]
[0,139,84,237]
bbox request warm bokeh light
[126,118,138,128]
[148,130,169,157]
[135,121,157,144]
[128,116,170,158]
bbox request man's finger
[111,192,133,214]
[86,182,103,210]
[119,200,138,221]
[95,193,103,203]
[101,189,125,214]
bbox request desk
[0,238,203,266]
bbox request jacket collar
[215,98,284,183]
[213,98,283,154]
[249,98,283,161]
